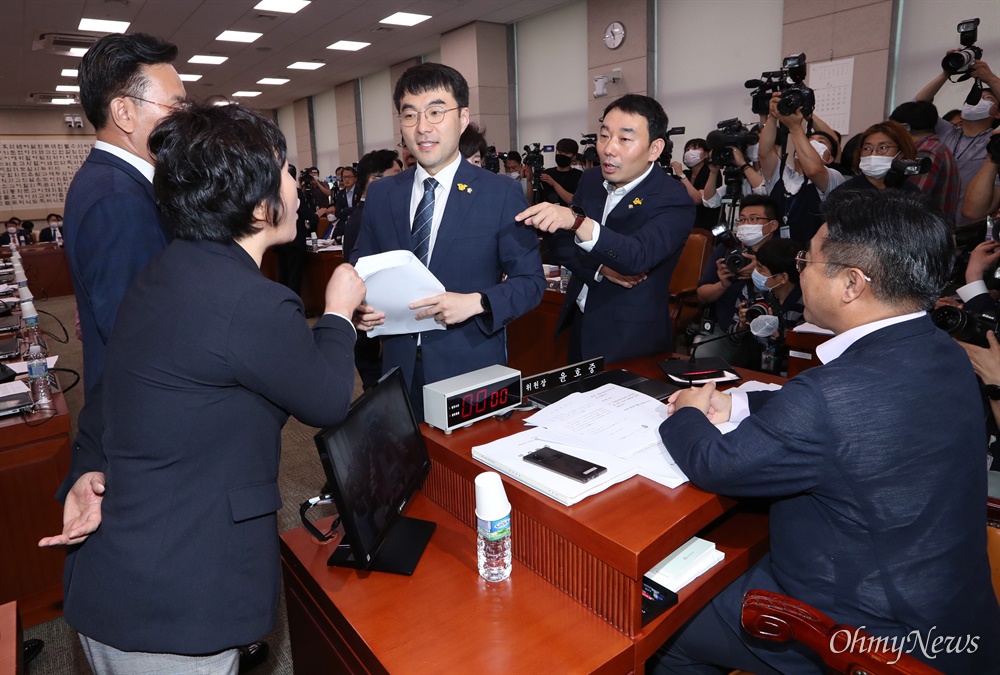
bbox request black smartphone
[523,446,607,483]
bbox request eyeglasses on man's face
[736,215,772,225]
[398,106,459,127]
[859,143,898,156]
[795,250,872,281]
[126,95,190,113]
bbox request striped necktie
[411,177,438,265]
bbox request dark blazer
[661,316,1000,673]
[550,166,694,363]
[62,239,357,654]
[63,148,171,393]
[38,225,62,243]
[334,185,361,223]
[351,160,544,391]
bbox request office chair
[669,228,712,348]
[740,590,943,675]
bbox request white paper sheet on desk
[6,355,58,374]
[524,384,667,458]
[471,429,637,506]
[353,250,446,337]
[792,322,835,335]
[0,380,29,398]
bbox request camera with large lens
[884,156,931,189]
[725,248,752,274]
[298,169,313,187]
[942,18,982,77]
[580,133,597,148]
[522,143,545,173]
[707,119,759,167]
[775,54,815,117]
[745,71,784,116]
[744,296,774,323]
[483,145,500,174]
[931,305,999,348]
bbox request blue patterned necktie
[411,177,438,265]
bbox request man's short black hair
[21,221,34,232]
[340,166,356,177]
[357,149,400,196]
[556,138,579,155]
[601,94,668,143]
[148,103,287,244]
[755,237,800,285]
[46,213,62,221]
[79,33,178,130]
[820,190,952,311]
[809,131,840,160]
[942,109,961,123]
[739,194,781,223]
[393,62,469,112]
[460,123,488,160]
[505,150,522,164]
[889,101,939,134]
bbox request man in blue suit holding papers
[651,190,1000,674]
[352,63,544,415]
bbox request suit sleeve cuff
[575,220,600,251]
[324,311,357,338]
[729,390,750,424]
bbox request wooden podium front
[280,357,771,674]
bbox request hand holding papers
[353,250,446,337]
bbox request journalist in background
[652,190,1000,674]
[40,103,365,674]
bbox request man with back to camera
[539,137,583,206]
[516,94,695,364]
[650,189,1000,674]
[351,63,544,416]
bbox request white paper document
[646,536,725,593]
[6,355,58,374]
[353,250,447,337]
[793,322,835,335]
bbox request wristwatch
[739,163,752,173]
[985,384,1000,401]
[570,205,587,231]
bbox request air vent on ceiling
[32,33,100,56]
[370,26,394,33]
[28,92,81,104]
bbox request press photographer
[540,138,583,206]
[888,101,961,227]
[700,120,767,236]
[832,121,922,196]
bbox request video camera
[580,133,597,148]
[932,305,999,349]
[942,18,982,79]
[707,119,758,167]
[483,145,500,174]
[884,156,931,189]
[659,126,686,172]
[745,53,815,117]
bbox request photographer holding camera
[699,125,769,211]
[503,150,534,203]
[889,101,962,227]
[670,138,722,230]
[735,237,804,374]
[693,195,781,366]
[759,92,845,244]
[831,120,922,196]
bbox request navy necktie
[411,177,438,265]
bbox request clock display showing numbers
[445,374,520,426]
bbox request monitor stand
[327,516,436,576]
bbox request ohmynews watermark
[830,626,979,665]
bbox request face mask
[859,155,894,179]
[751,268,776,293]
[555,154,572,168]
[736,224,767,246]
[809,139,830,162]
[746,143,759,162]
[507,171,520,179]
[6,227,16,234]
[682,149,704,168]
[961,98,996,121]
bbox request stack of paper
[646,537,725,593]
[353,250,446,337]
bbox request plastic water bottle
[475,472,512,582]
[26,345,52,405]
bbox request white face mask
[961,98,996,121]
[6,227,16,234]
[736,223,767,246]
[809,139,831,163]
[507,171,520,179]
[682,149,704,168]
[859,155,894,179]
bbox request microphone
[689,315,779,363]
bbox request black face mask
[555,154,572,168]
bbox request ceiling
[0,0,574,111]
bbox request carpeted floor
[23,293,362,675]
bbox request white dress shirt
[410,154,463,265]
[94,140,155,183]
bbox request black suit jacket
[38,226,62,243]
[550,166,695,363]
[62,239,357,654]
[334,186,361,223]
[662,316,1000,673]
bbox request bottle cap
[474,471,511,521]
[29,344,42,355]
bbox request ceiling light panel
[78,18,131,33]
[217,30,263,43]
[327,40,370,51]
[61,69,78,77]
[189,55,228,65]
[254,0,310,13]
[288,61,324,70]
[56,85,80,92]
[257,78,289,85]
[233,91,262,97]
[379,12,431,27]
[178,74,203,82]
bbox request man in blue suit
[352,63,544,415]
[63,32,186,394]
[516,94,695,364]
[652,190,1000,674]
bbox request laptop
[527,368,679,408]
[0,314,19,333]
[0,391,34,418]
[0,335,21,360]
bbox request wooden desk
[0,601,24,675]
[506,288,570,377]
[1,245,73,298]
[281,355,771,673]
[301,250,345,316]
[785,329,833,377]
[0,392,72,628]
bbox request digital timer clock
[422,365,521,433]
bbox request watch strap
[570,205,586,232]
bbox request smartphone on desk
[523,446,607,483]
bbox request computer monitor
[314,367,435,575]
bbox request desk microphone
[688,315,779,364]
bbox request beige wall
[441,22,512,151]
[587,0,652,127]
[335,81,361,167]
